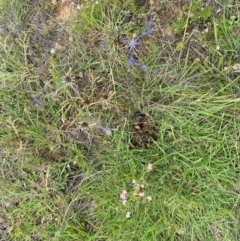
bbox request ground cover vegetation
[0,0,240,240]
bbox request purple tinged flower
[139,192,145,197]
[122,190,127,195]
[128,56,137,67]
[120,193,125,199]
[135,184,141,190]
[120,190,127,205]
[33,93,43,107]
[123,37,139,52]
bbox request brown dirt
[55,0,78,22]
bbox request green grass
[0,0,240,240]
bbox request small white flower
[126,211,131,218]
[147,196,152,201]
[50,48,55,54]
[147,163,153,171]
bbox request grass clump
[0,0,240,240]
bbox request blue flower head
[33,93,43,107]
[138,63,146,70]
[144,28,154,37]
[144,21,154,37]
[123,37,139,52]
[95,124,112,136]
[146,21,152,28]
[128,56,137,67]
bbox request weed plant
[0,0,240,240]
